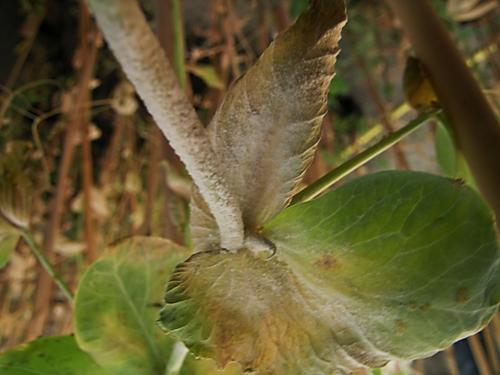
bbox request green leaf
[265,171,499,359]
[190,0,347,251]
[74,236,190,375]
[0,335,108,375]
[159,171,499,374]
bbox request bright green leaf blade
[264,171,499,360]
[75,236,190,375]
[190,0,347,251]
[0,336,108,375]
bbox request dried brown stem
[78,2,101,262]
[4,10,44,89]
[468,334,493,375]
[27,1,100,340]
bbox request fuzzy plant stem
[21,231,73,302]
[164,341,189,375]
[291,109,439,204]
[87,0,244,250]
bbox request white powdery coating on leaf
[87,0,243,249]
[190,0,347,251]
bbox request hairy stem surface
[87,0,244,249]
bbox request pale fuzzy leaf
[160,172,499,374]
[160,249,388,375]
[74,236,190,375]
[0,336,108,375]
[191,0,347,250]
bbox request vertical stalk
[27,1,100,341]
[387,0,500,231]
[21,231,73,302]
[170,0,187,91]
[273,0,290,32]
[88,0,244,249]
[78,1,100,262]
[164,341,189,375]
[468,335,493,375]
[144,0,187,243]
[356,55,410,169]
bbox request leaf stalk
[21,231,73,302]
[291,109,440,204]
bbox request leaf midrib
[113,270,161,368]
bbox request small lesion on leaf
[395,319,407,335]
[419,303,432,312]
[450,178,466,187]
[314,254,341,270]
[407,301,418,310]
[456,287,469,304]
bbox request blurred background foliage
[0,0,498,374]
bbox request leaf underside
[190,0,347,251]
[0,336,107,375]
[160,171,499,375]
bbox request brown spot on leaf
[314,254,340,270]
[456,287,468,304]
[395,320,407,334]
[408,301,417,310]
[419,303,432,312]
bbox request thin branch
[355,54,410,169]
[21,231,73,302]
[78,1,101,262]
[87,0,244,250]
[27,3,100,340]
[164,341,189,375]
[291,109,438,204]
